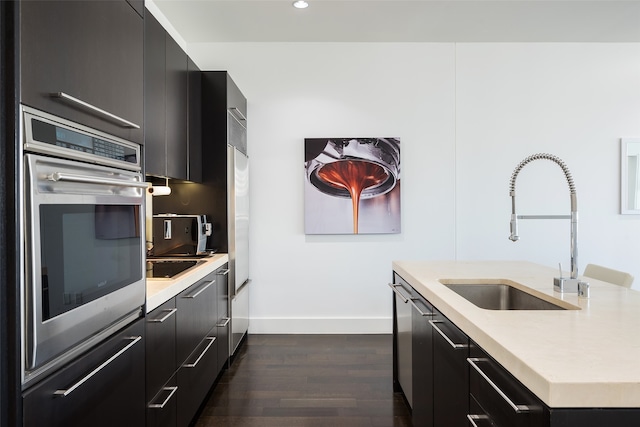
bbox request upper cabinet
[201,71,248,168]
[20,0,144,144]
[144,12,201,182]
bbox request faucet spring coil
[509,153,576,194]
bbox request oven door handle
[46,172,148,189]
[54,335,142,397]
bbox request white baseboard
[248,317,392,334]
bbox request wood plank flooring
[194,334,412,427]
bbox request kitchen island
[393,260,640,424]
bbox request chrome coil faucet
[508,153,580,293]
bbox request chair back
[583,264,634,288]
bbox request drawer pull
[54,335,142,397]
[467,414,491,427]
[148,386,178,409]
[429,320,468,349]
[217,269,230,276]
[217,317,230,327]
[52,92,140,129]
[409,297,434,316]
[183,337,215,368]
[388,283,410,303]
[182,280,215,299]
[148,308,177,323]
[228,107,247,121]
[467,357,531,414]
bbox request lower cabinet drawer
[23,319,145,427]
[177,334,219,426]
[146,374,178,427]
[468,348,548,427]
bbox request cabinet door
[391,273,413,406]
[144,12,167,176]
[20,0,143,144]
[226,74,248,155]
[469,344,548,427]
[146,374,178,427]
[177,333,218,426]
[164,34,188,181]
[187,57,202,183]
[215,265,230,372]
[23,319,145,427]
[412,294,435,427]
[176,272,218,366]
[146,299,177,403]
[431,309,469,427]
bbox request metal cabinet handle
[52,92,141,129]
[467,357,531,414]
[46,172,148,189]
[183,337,215,368]
[429,320,468,349]
[148,386,178,409]
[217,318,230,327]
[467,414,491,427]
[148,308,177,323]
[388,283,410,303]
[217,269,230,276]
[54,336,142,397]
[409,297,435,317]
[181,280,215,299]
[228,107,247,121]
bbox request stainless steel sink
[442,282,573,310]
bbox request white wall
[188,42,640,333]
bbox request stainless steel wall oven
[20,106,146,387]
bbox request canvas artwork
[304,137,401,235]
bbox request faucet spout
[508,153,579,288]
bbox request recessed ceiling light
[293,1,309,9]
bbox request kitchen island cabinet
[392,261,640,427]
[20,0,143,144]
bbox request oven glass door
[23,153,146,382]
[40,204,142,320]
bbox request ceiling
[151,0,640,43]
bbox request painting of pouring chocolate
[304,138,401,234]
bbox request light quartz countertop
[392,260,640,409]
[146,253,229,313]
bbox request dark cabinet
[146,299,178,427]
[187,58,203,183]
[23,319,145,427]
[391,274,413,407]
[145,263,229,427]
[146,374,178,427]
[176,268,221,426]
[431,308,469,427]
[215,267,230,373]
[20,0,143,144]
[176,272,218,366]
[468,343,548,427]
[144,11,167,177]
[164,34,188,180]
[411,292,435,427]
[144,12,201,182]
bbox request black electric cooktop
[146,260,202,279]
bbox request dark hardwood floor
[194,334,412,427]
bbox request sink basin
[442,281,575,311]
